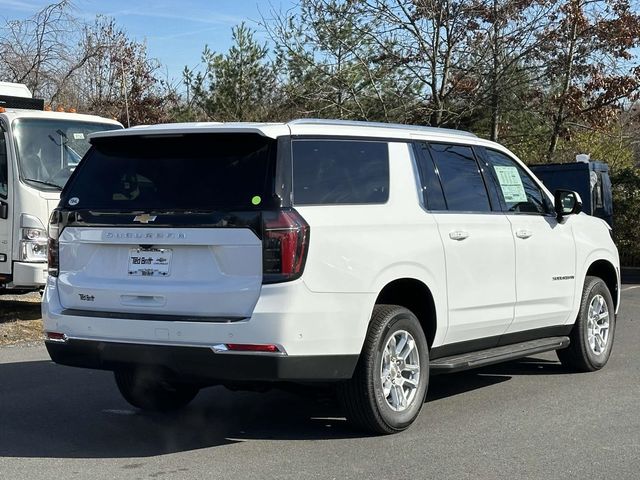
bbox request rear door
[416,142,516,345]
[480,148,577,332]
[55,132,278,319]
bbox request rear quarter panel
[295,141,448,348]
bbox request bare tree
[542,0,640,159]
[0,1,83,99]
[468,0,555,141]
[69,16,177,125]
[0,5,177,125]
[337,0,487,126]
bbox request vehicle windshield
[13,118,121,190]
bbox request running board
[430,336,570,374]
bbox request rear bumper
[43,276,375,357]
[45,339,358,383]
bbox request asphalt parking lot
[0,286,639,480]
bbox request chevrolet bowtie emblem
[133,214,157,224]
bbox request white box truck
[0,81,122,292]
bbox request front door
[481,148,577,333]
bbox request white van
[0,82,122,291]
[43,120,620,434]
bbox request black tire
[114,368,199,412]
[557,276,616,372]
[338,305,429,434]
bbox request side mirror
[554,189,582,221]
[0,201,7,220]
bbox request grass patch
[0,292,43,346]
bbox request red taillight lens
[225,343,280,353]
[46,331,67,342]
[47,210,60,277]
[262,209,309,283]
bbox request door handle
[449,230,470,241]
[515,229,533,239]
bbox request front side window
[485,149,549,215]
[13,119,121,191]
[0,131,8,198]
[292,139,389,205]
[429,143,491,212]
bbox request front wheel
[338,305,429,434]
[114,368,199,412]
[557,276,616,372]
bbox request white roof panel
[88,119,483,144]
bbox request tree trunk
[548,1,579,160]
[490,0,501,142]
[429,3,444,126]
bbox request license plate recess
[128,248,172,277]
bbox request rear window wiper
[23,178,63,190]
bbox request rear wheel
[557,276,616,372]
[338,305,429,434]
[114,368,199,412]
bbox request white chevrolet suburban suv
[42,119,620,434]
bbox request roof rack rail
[287,118,477,138]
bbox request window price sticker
[494,166,527,203]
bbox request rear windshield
[63,133,278,210]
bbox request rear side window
[429,143,491,212]
[414,142,446,210]
[64,133,277,210]
[292,139,389,205]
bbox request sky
[0,0,297,83]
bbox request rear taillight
[47,210,60,277]
[226,343,280,353]
[262,209,309,283]
[45,331,67,342]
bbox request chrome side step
[430,336,570,374]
